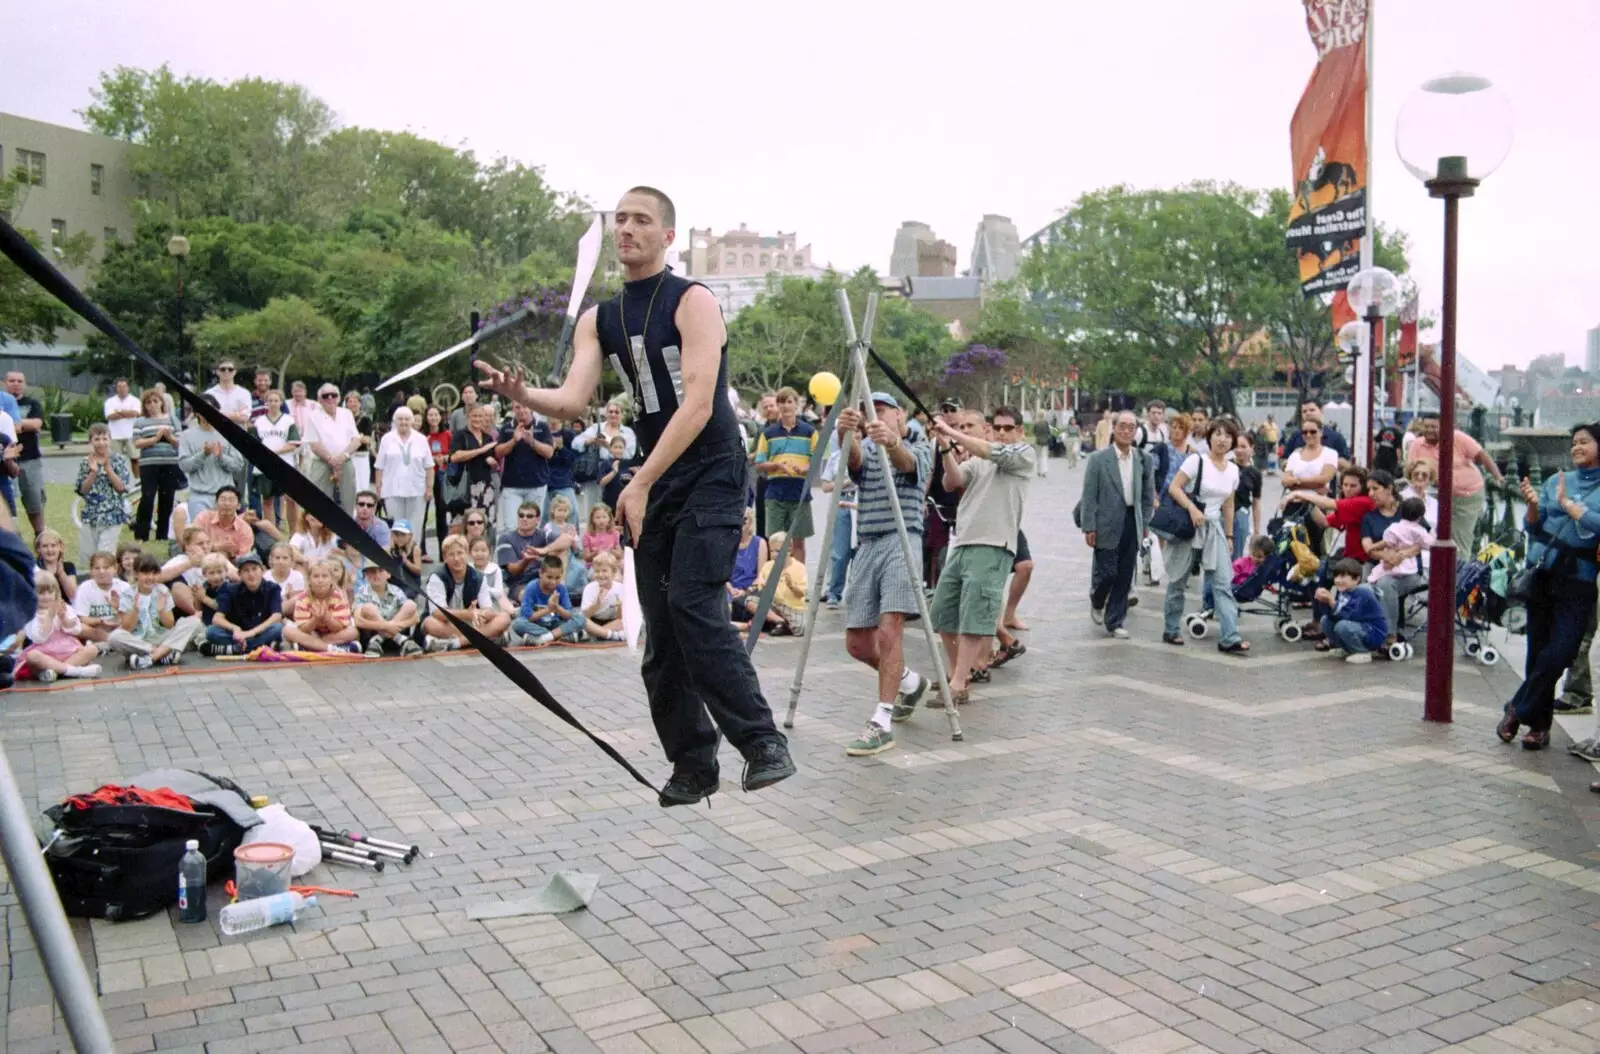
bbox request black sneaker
[658,767,720,808]
[1556,698,1595,716]
[741,737,796,793]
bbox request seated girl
[580,504,622,569]
[282,560,360,653]
[22,570,102,682]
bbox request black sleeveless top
[595,268,743,459]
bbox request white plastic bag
[242,804,322,877]
[1144,534,1165,586]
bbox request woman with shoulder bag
[1161,419,1250,655]
[1498,422,1600,750]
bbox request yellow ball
[809,371,842,407]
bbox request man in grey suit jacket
[1077,411,1157,636]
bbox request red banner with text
[1285,0,1369,297]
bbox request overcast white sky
[5,0,1595,370]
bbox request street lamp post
[166,235,191,384]
[1346,267,1401,466]
[1396,73,1513,723]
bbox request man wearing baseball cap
[199,551,283,656]
[836,392,936,756]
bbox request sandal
[970,667,991,684]
[950,688,971,706]
[1496,704,1520,744]
[1522,729,1550,751]
[990,641,1026,669]
[1314,640,1335,653]
[1218,641,1251,656]
[1162,633,1185,646]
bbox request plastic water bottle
[217,891,317,936]
[177,840,207,923]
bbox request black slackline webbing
[0,218,654,791]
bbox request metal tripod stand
[782,291,961,741]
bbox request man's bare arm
[475,308,604,421]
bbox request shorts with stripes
[845,531,924,630]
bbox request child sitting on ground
[1315,558,1389,665]
[543,495,589,595]
[266,543,305,609]
[23,570,102,682]
[195,553,230,628]
[282,560,359,654]
[422,535,508,651]
[160,527,216,616]
[1369,497,1431,583]
[580,505,622,568]
[513,555,586,646]
[742,531,808,636]
[201,552,284,656]
[106,554,205,669]
[73,550,131,646]
[580,551,626,642]
[470,536,517,625]
[353,559,423,657]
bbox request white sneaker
[128,654,153,671]
[65,664,101,678]
[1091,606,1106,625]
[1111,627,1130,639]
[35,669,57,684]
[1346,652,1373,664]
[425,635,451,653]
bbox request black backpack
[43,771,255,922]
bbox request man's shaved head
[624,186,675,228]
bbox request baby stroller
[1184,507,1321,642]
[1385,538,1520,665]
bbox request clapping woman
[1498,423,1600,750]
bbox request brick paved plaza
[5,468,1600,1054]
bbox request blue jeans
[1164,535,1240,647]
[1320,616,1374,655]
[827,504,854,602]
[205,623,283,650]
[512,614,585,641]
[1233,508,1250,560]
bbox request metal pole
[1424,191,1462,723]
[1366,306,1383,464]
[782,371,860,729]
[842,291,961,740]
[0,745,116,1052]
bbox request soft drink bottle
[177,840,207,923]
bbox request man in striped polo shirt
[754,387,818,565]
[839,392,935,757]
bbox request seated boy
[1314,557,1389,665]
[422,535,510,650]
[741,531,809,636]
[354,558,423,657]
[512,555,586,646]
[201,552,284,656]
[580,551,625,642]
[195,553,230,627]
[105,554,205,669]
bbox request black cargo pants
[635,440,785,774]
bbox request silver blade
[568,214,604,319]
[377,335,474,391]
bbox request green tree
[1023,182,1288,413]
[192,295,343,383]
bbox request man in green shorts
[929,406,1034,704]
